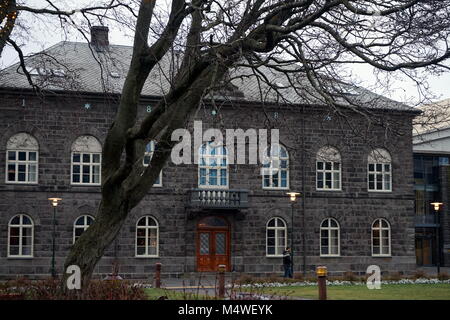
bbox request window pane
[8,151,16,161]
[93,154,101,163]
[18,152,26,161]
[317,162,323,170]
[73,153,80,163]
[28,164,37,182]
[333,162,340,170]
[83,154,90,163]
[72,174,80,183]
[29,152,37,161]
[8,164,16,181]
[18,165,26,181]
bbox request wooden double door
[196,216,231,272]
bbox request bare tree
[2,0,450,290]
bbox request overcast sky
[2,0,449,105]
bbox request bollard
[155,263,162,289]
[316,266,327,300]
[217,265,226,298]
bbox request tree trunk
[61,194,130,292]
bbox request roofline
[0,86,421,115]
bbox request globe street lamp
[48,197,62,278]
[286,192,300,277]
[430,202,443,276]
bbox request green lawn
[242,283,450,300]
[145,288,213,300]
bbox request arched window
[198,142,228,188]
[262,144,289,189]
[368,148,392,192]
[136,216,159,257]
[372,218,391,256]
[8,214,34,257]
[320,218,340,256]
[316,146,341,190]
[6,133,39,184]
[143,141,162,187]
[266,217,287,257]
[73,215,94,244]
[71,136,102,185]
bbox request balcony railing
[415,215,439,226]
[188,189,249,209]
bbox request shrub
[0,278,147,300]
[342,271,359,282]
[385,272,402,281]
[438,272,450,281]
[412,270,429,280]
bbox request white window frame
[371,218,391,257]
[316,146,342,191]
[320,218,340,257]
[71,136,102,186]
[135,216,159,258]
[262,144,289,190]
[8,214,34,258]
[368,148,392,192]
[73,215,95,244]
[143,140,162,187]
[198,142,229,189]
[5,133,39,184]
[266,217,287,257]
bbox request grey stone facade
[0,87,418,280]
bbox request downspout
[302,104,307,277]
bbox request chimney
[91,26,109,52]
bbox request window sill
[7,256,34,260]
[262,187,290,191]
[320,255,341,258]
[316,189,342,192]
[135,255,159,259]
[368,190,392,193]
[266,255,283,258]
[372,255,392,258]
[5,182,39,185]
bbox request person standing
[283,247,293,278]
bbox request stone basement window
[73,215,95,244]
[135,216,159,257]
[320,218,340,256]
[266,217,287,257]
[372,218,391,256]
[8,214,34,258]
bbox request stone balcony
[187,189,249,218]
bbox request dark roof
[0,41,417,112]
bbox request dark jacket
[283,250,291,265]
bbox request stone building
[0,27,419,279]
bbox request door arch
[196,216,231,272]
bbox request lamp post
[286,192,300,277]
[48,197,62,278]
[430,202,443,276]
